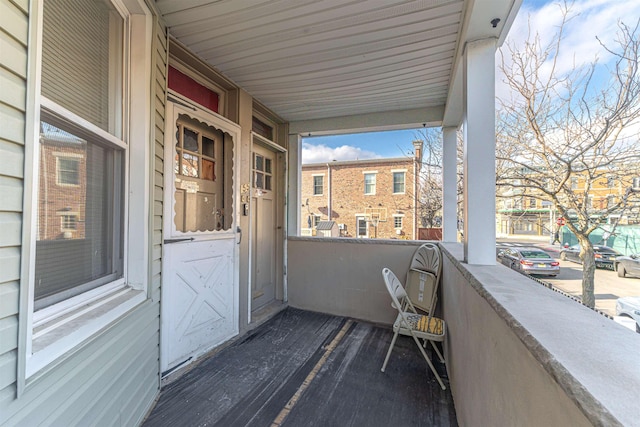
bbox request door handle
[237,226,242,244]
[163,237,194,244]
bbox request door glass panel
[202,135,214,157]
[265,175,272,191]
[182,153,199,177]
[173,114,231,232]
[265,158,272,174]
[255,154,263,172]
[183,128,199,152]
[255,171,264,189]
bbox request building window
[56,157,80,185]
[633,177,640,189]
[394,216,403,228]
[529,197,536,208]
[313,175,323,195]
[314,215,322,227]
[607,177,616,188]
[59,213,78,231]
[570,177,578,190]
[356,216,368,237]
[36,0,126,310]
[364,173,376,195]
[393,172,405,194]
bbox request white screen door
[161,100,240,374]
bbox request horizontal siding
[0,0,27,415]
[0,6,167,427]
[2,302,160,426]
[0,281,19,318]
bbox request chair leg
[430,341,445,363]
[411,334,446,390]
[381,330,400,372]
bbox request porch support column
[442,126,458,242]
[463,38,497,264]
[287,133,302,236]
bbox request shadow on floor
[143,308,457,427]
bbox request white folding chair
[380,267,446,390]
[405,243,441,314]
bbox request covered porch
[146,239,638,426]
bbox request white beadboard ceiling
[156,0,520,126]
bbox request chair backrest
[409,243,441,276]
[405,243,442,314]
[382,267,406,314]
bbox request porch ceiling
[156,0,520,127]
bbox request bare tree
[497,2,640,308]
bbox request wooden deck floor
[143,308,457,427]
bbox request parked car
[614,254,640,278]
[559,244,622,269]
[497,247,560,277]
[615,296,640,333]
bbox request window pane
[255,171,264,189]
[182,153,199,177]
[36,119,123,309]
[255,154,264,172]
[183,128,199,152]
[57,158,80,185]
[265,175,272,191]
[265,158,272,174]
[393,172,405,193]
[42,0,123,137]
[202,135,214,157]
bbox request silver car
[616,296,640,333]
[497,247,560,277]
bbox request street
[496,239,640,327]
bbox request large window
[364,173,376,195]
[313,175,323,195]
[35,0,126,310]
[392,172,405,194]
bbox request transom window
[393,172,405,194]
[364,173,376,195]
[313,175,323,195]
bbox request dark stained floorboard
[143,308,457,427]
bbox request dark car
[614,254,640,278]
[559,244,622,270]
[497,247,560,277]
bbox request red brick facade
[301,155,421,239]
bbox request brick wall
[301,158,418,239]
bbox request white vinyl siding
[0,3,162,426]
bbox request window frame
[392,170,406,194]
[393,215,403,229]
[356,216,369,238]
[312,174,323,196]
[363,172,377,195]
[19,0,153,381]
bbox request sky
[301,0,640,164]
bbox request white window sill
[27,287,146,378]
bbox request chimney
[412,140,423,162]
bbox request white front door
[161,100,240,374]
[251,143,277,310]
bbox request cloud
[301,142,381,164]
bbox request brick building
[301,141,423,239]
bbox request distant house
[301,141,423,239]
